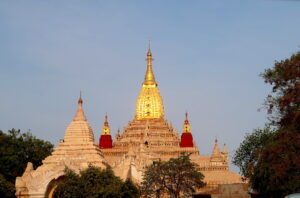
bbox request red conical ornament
[180,112,194,147]
[99,114,113,149]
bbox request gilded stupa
[135,47,164,120]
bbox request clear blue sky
[1,1,299,173]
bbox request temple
[99,47,243,190]
[15,47,246,198]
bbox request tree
[141,155,205,198]
[0,129,54,198]
[121,179,140,198]
[0,174,15,198]
[53,165,140,198]
[251,129,300,197]
[232,127,275,179]
[257,52,300,197]
[234,51,300,198]
[262,51,300,128]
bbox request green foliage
[233,127,275,179]
[53,166,140,198]
[141,155,205,198]
[234,51,300,198]
[261,51,300,128]
[250,129,300,198]
[0,128,54,197]
[121,179,140,198]
[0,174,15,198]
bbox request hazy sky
[1,1,300,173]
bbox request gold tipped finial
[102,114,110,135]
[147,40,151,55]
[183,112,191,133]
[73,92,87,121]
[144,41,156,86]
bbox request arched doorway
[45,176,65,198]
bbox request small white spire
[223,143,228,154]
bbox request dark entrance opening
[193,194,211,198]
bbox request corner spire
[180,112,194,147]
[99,114,113,149]
[143,43,156,86]
[212,138,221,155]
[73,93,87,121]
[223,143,228,154]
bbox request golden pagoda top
[143,47,156,86]
[102,114,110,135]
[135,46,164,120]
[183,112,191,133]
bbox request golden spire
[143,42,156,86]
[183,112,191,133]
[73,92,87,121]
[135,45,164,120]
[102,113,110,135]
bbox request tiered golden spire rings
[143,47,157,86]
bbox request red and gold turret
[180,112,194,147]
[99,114,113,149]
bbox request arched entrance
[45,176,65,198]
